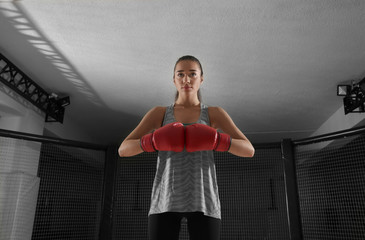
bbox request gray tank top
[148,103,221,219]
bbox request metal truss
[0,53,67,123]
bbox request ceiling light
[337,85,350,96]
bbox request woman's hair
[174,55,203,102]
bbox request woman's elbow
[118,143,127,157]
[242,140,255,158]
[118,147,124,157]
[230,139,255,158]
[247,146,255,158]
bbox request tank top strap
[162,104,175,126]
[199,103,211,126]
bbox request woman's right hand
[140,122,185,152]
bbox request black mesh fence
[112,145,290,240]
[0,136,42,239]
[0,130,107,240]
[294,133,365,240]
[31,143,106,240]
[3,126,364,239]
[216,146,290,240]
[112,152,157,240]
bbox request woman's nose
[183,76,190,83]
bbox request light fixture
[45,94,70,123]
[360,79,365,91]
[338,78,365,114]
[57,96,70,107]
[337,85,351,96]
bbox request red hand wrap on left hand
[185,123,231,152]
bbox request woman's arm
[209,107,255,158]
[118,106,166,157]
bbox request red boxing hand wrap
[215,132,232,152]
[185,123,232,152]
[140,132,156,152]
[140,122,185,152]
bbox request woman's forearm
[228,138,255,158]
[118,139,143,157]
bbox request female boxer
[119,55,255,240]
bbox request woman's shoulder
[144,106,167,129]
[149,106,167,116]
[151,105,168,111]
[208,106,228,128]
[208,105,226,115]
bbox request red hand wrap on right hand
[140,122,185,152]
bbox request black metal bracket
[0,53,69,123]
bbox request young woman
[119,55,255,240]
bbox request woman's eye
[190,73,197,77]
[177,73,184,77]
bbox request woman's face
[173,60,203,96]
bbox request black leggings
[148,212,221,240]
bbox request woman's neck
[175,96,200,108]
